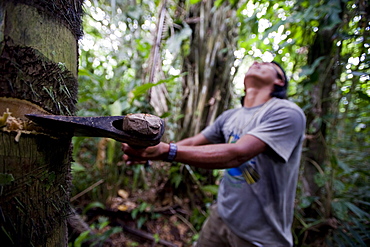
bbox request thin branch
[70,179,104,202]
[149,0,167,83]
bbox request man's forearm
[176,133,210,146]
[174,143,246,169]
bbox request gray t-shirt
[201,97,306,247]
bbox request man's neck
[243,88,272,108]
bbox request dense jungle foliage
[69,0,369,246]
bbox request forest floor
[70,163,210,247]
[101,189,197,247]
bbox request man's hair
[270,61,288,99]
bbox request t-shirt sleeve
[201,109,237,144]
[247,106,306,163]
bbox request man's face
[244,62,285,87]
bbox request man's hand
[121,142,169,165]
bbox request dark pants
[195,204,259,247]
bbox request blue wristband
[166,143,177,162]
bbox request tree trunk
[303,28,337,203]
[0,0,82,246]
[300,3,344,245]
[178,0,238,140]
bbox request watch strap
[166,143,177,162]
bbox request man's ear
[274,78,285,87]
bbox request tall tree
[177,0,239,140]
[0,0,83,246]
[300,1,344,244]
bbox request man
[122,61,306,247]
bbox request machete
[25,113,165,148]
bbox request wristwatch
[166,143,177,162]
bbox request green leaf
[314,171,327,187]
[347,228,367,245]
[129,82,161,100]
[108,100,122,116]
[344,202,369,219]
[0,173,14,186]
[214,0,226,7]
[74,230,91,247]
[332,200,348,220]
[337,160,353,174]
[333,179,345,194]
[299,196,318,209]
[160,112,172,118]
[100,227,122,239]
[82,201,105,215]
[71,162,86,173]
[98,220,109,230]
[84,25,103,39]
[131,208,139,219]
[137,216,147,229]
[355,200,370,207]
[170,174,182,188]
[153,233,160,243]
[201,185,219,195]
[138,202,148,212]
[189,0,202,4]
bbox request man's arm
[122,134,267,169]
[176,133,211,146]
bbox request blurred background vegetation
[69,0,369,246]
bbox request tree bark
[0,0,82,246]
